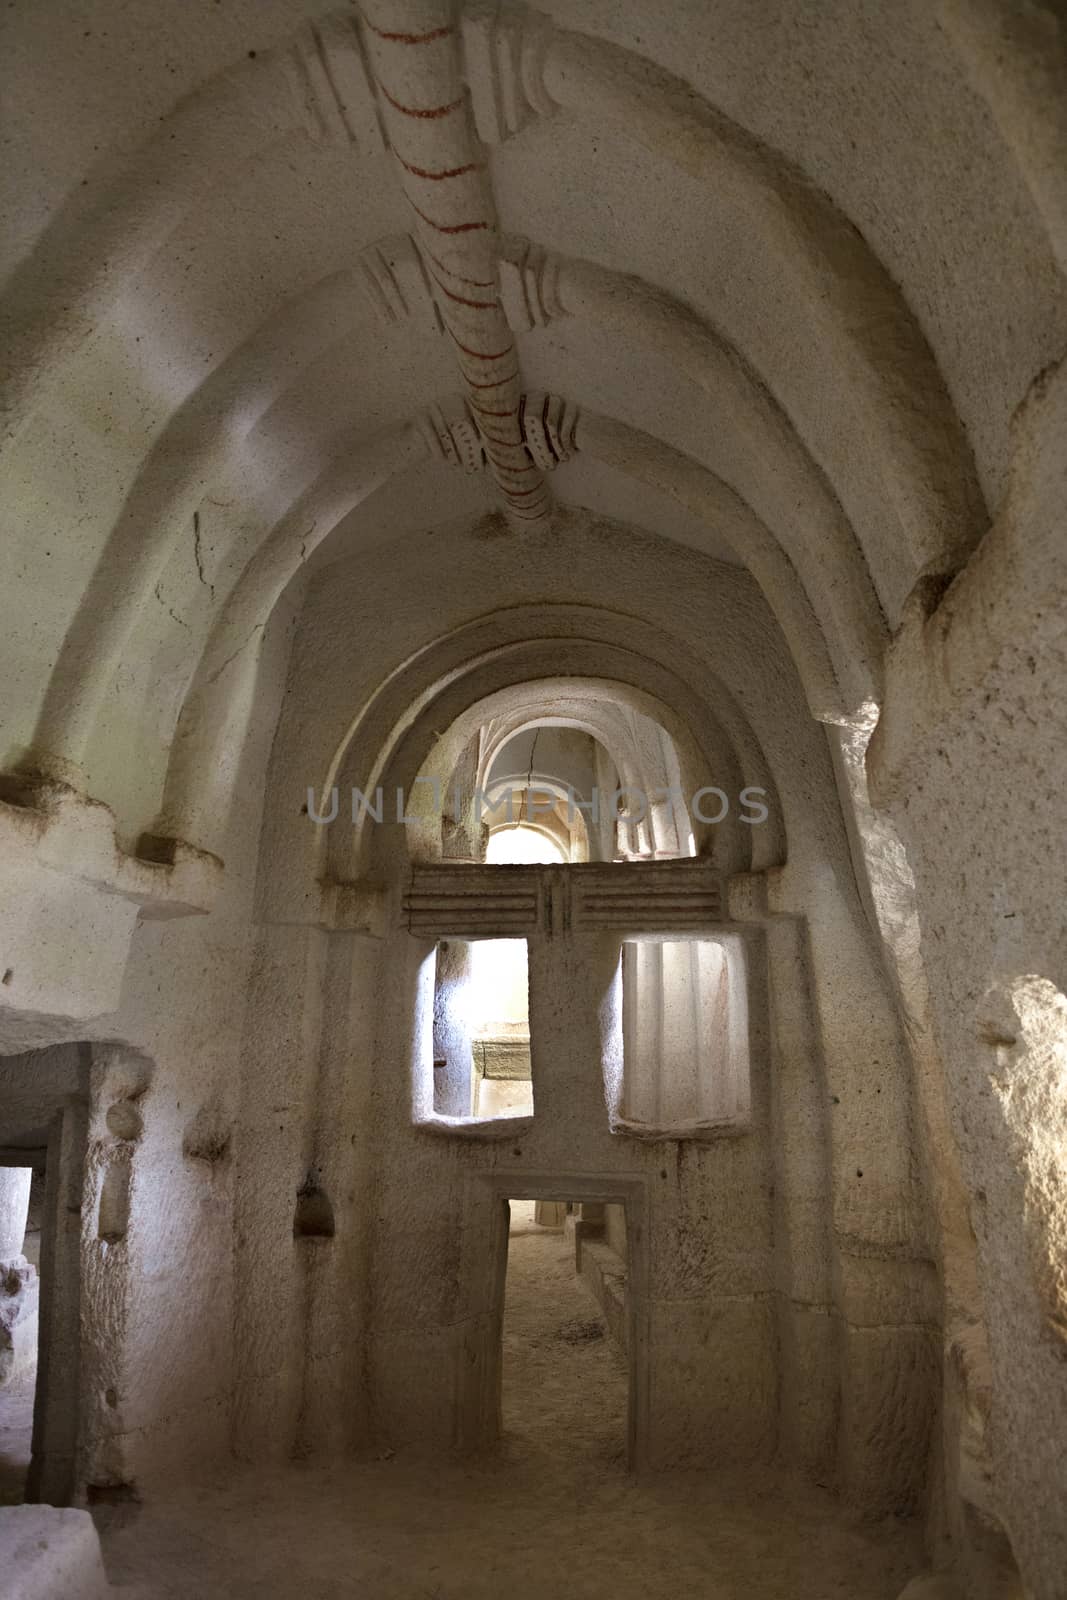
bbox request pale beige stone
[0,2,1064,1595]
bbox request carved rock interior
[1,2,1065,1597]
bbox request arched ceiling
[2,0,1066,863]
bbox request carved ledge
[608,1114,748,1142]
[0,782,220,916]
[0,783,221,1036]
[413,1112,536,1141]
[403,860,726,939]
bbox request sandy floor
[92,1225,923,1599]
[502,1207,629,1471]
[0,1367,34,1506]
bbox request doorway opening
[1,1040,90,1506]
[0,1155,43,1505]
[499,1193,631,1472]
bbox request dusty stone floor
[500,1204,629,1470]
[0,1367,33,1506]
[94,1223,924,1597]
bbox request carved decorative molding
[418,398,488,473]
[521,391,579,470]
[571,861,724,929]
[404,865,541,936]
[403,860,725,938]
[303,17,382,148]
[360,2,552,528]
[359,232,569,336]
[358,235,443,331]
[461,3,556,145]
[415,389,579,475]
[498,237,565,331]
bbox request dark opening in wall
[86,1479,139,1505]
[97,1162,130,1245]
[182,1104,231,1166]
[1,1042,91,1506]
[294,1179,335,1239]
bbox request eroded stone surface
[0,2,1065,1596]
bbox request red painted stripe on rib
[428,271,497,310]
[465,371,520,390]
[425,249,495,288]
[408,198,490,234]
[449,330,514,361]
[483,445,534,462]
[377,81,463,119]
[485,456,538,476]
[470,403,519,419]
[479,427,521,446]
[398,155,482,181]
[365,19,454,45]
[501,483,547,500]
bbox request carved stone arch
[473,687,700,861]
[313,625,783,897]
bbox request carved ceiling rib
[29,271,375,789]
[359,2,551,529]
[149,389,850,864]
[0,17,367,452]
[0,3,984,582]
[1,0,1007,870]
[23,221,885,801]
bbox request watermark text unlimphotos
[305,782,768,827]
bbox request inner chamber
[3,6,1063,1593]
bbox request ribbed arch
[0,14,364,446]
[0,1,1008,828]
[313,619,783,896]
[473,687,700,859]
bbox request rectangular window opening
[421,938,534,1127]
[614,935,750,1137]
